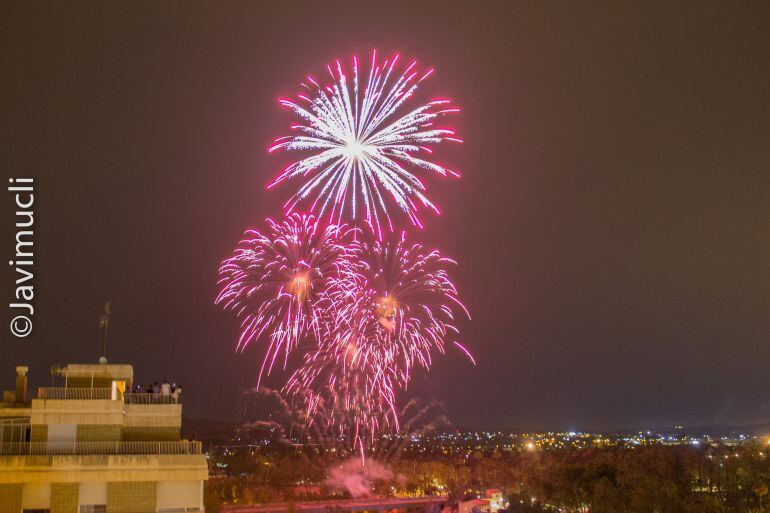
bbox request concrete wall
[122,427,179,442]
[30,400,124,426]
[123,405,181,429]
[157,481,202,511]
[57,365,133,390]
[0,454,207,484]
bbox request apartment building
[0,363,208,513]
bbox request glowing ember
[287,271,311,302]
[375,295,399,331]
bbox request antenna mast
[99,302,111,363]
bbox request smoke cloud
[326,458,394,498]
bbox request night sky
[2,1,769,431]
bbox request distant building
[0,363,208,513]
[484,489,504,512]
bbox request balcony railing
[37,387,111,400]
[0,440,202,456]
[35,388,181,404]
[124,393,178,404]
[0,417,30,426]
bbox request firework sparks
[331,232,471,385]
[267,50,462,237]
[219,53,471,450]
[285,232,472,448]
[215,214,354,384]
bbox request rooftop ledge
[53,364,133,381]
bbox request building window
[111,380,125,400]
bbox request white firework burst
[268,50,461,237]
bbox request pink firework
[335,232,472,383]
[267,50,462,237]
[287,360,396,458]
[216,214,354,383]
[285,231,472,448]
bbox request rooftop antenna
[50,364,62,386]
[98,302,111,364]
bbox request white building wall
[47,424,77,440]
[79,482,108,505]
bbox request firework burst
[331,232,472,384]
[285,232,472,449]
[268,50,462,237]
[218,52,472,452]
[215,214,354,384]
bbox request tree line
[206,441,770,513]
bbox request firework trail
[286,355,396,462]
[267,51,462,237]
[238,384,392,463]
[237,387,448,496]
[215,214,355,384]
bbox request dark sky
[2,1,769,431]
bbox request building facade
[0,363,207,513]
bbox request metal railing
[124,393,179,404]
[0,440,202,456]
[0,417,30,426]
[37,387,112,400]
[0,418,29,444]
[35,389,181,404]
